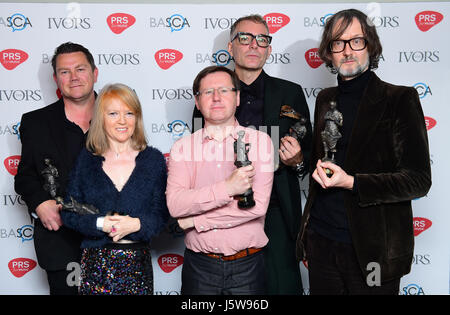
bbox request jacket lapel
[47,99,72,171]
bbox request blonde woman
[62,83,168,295]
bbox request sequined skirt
[79,243,153,295]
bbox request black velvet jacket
[296,73,432,282]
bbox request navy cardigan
[61,146,169,249]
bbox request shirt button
[200,226,204,230]
[218,144,222,149]
[217,164,221,168]
[227,224,232,227]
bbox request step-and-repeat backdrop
[0,2,448,295]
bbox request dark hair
[193,66,240,97]
[230,14,270,40]
[51,42,96,74]
[318,9,383,73]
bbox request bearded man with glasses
[193,14,312,295]
[296,9,431,295]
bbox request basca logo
[155,49,183,70]
[263,13,290,34]
[8,258,37,278]
[4,155,20,176]
[305,48,323,69]
[1,225,33,243]
[415,11,443,32]
[195,50,232,66]
[158,254,183,273]
[150,14,190,32]
[0,122,20,139]
[168,120,190,140]
[0,49,28,70]
[0,13,32,31]
[402,283,425,295]
[413,217,432,236]
[107,13,136,34]
[424,117,436,131]
[413,82,432,99]
[304,13,334,27]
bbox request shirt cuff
[96,217,105,231]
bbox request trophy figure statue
[233,130,255,209]
[41,159,99,215]
[280,105,308,142]
[320,101,343,177]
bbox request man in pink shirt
[166,66,274,295]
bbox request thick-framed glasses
[330,37,367,53]
[231,32,272,48]
[196,87,237,97]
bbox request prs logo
[415,11,443,32]
[263,13,290,34]
[8,258,37,278]
[158,253,183,273]
[0,49,28,70]
[107,13,136,34]
[305,48,323,69]
[155,49,183,70]
[413,217,432,236]
[4,155,20,176]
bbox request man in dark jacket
[15,42,98,295]
[194,14,312,294]
[296,9,431,295]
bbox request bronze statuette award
[320,101,343,177]
[41,158,99,215]
[233,130,255,209]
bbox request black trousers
[181,248,266,295]
[46,269,79,295]
[306,229,400,295]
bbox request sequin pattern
[80,246,153,295]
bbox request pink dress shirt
[166,123,274,255]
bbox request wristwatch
[292,161,305,177]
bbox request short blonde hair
[87,83,147,155]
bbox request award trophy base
[237,189,256,209]
[322,157,334,178]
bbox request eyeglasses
[231,32,272,48]
[330,37,367,53]
[196,87,237,97]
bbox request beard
[337,56,370,79]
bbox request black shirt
[235,71,265,130]
[310,70,373,243]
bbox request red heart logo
[424,116,436,131]
[158,253,183,273]
[0,49,28,70]
[4,155,20,176]
[8,258,37,278]
[155,49,183,70]
[305,48,323,69]
[107,13,136,34]
[413,217,432,236]
[263,13,290,34]
[415,11,443,32]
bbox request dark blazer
[297,73,432,282]
[15,98,82,271]
[193,72,312,240]
[262,73,312,240]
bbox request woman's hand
[103,214,141,242]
